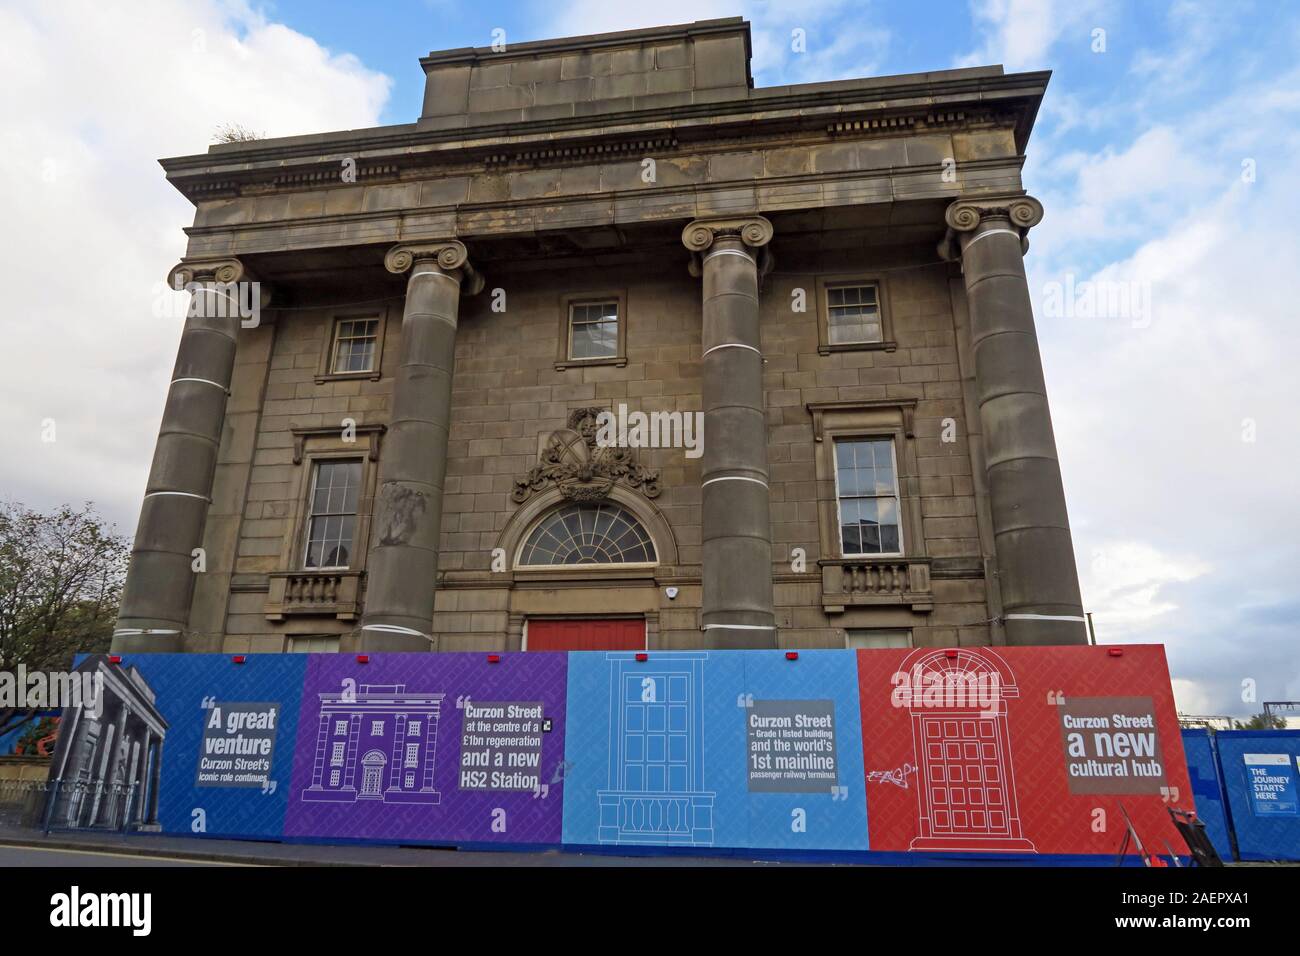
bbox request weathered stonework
[114,18,1086,655]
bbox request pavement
[0,826,785,867]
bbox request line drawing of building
[891,647,1036,852]
[48,655,169,831]
[300,683,444,805]
[597,651,715,845]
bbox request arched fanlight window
[517,502,657,566]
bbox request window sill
[315,370,382,384]
[818,341,897,356]
[554,357,627,371]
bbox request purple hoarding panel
[283,653,567,845]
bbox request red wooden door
[526,619,646,651]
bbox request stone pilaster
[682,216,776,648]
[358,241,482,651]
[940,196,1087,645]
[114,258,259,653]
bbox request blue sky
[3,0,1297,720]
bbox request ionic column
[940,196,1087,645]
[358,241,482,651]
[147,740,164,825]
[114,259,259,653]
[682,217,776,648]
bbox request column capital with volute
[938,195,1044,260]
[682,215,774,277]
[384,240,484,295]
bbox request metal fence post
[42,779,60,835]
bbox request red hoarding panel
[858,644,1192,857]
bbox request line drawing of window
[330,742,345,767]
[597,652,715,846]
[405,743,419,768]
[370,720,383,736]
[408,721,421,736]
[330,770,340,787]
[334,720,348,736]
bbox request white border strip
[702,475,769,489]
[171,377,229,392]
[361,624,433,640]
[1005,613,1087,623]
[965,227,1021,249]
[143,491,211,502]
[411,270,460,284]
[702,343,761,358]
[702,248,755,264]
[113,628,181,636]
[702,623,777,631]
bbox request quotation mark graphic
[261,779,278,796]
[531,782,550,800]
[1046,690,1067,705]
[456,694,473,710]
[736,693,754,709]
[1160,786,1180,804]
[830,785,849,802]
[201,696,216,710]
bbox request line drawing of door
[597,652,715,845]
[896,648,1036,852]
[359,750,386,799]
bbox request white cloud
[0,0,390,532]
[1078,541,1210,637]
[957,0,1106,70]
[1025,77,1300,715]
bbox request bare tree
[0,502,129,737]
[212,122,263,143]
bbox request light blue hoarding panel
[742,650,868,851]
[562,651,747,849]
[560,650,869,852]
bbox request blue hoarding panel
[1179,729,1234,860]
[1214,730,1300,862]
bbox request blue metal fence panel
[1214,730,1300,862]
[1179,728,1235,860]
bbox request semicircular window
[518,503,657,566]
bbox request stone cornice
[159,70,1048,203]
[420,17,751,70]
[179,158,1029,260]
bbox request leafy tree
[1232,711,1287,730]
[0,502,129,737]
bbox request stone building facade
[112,18,1087,656]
